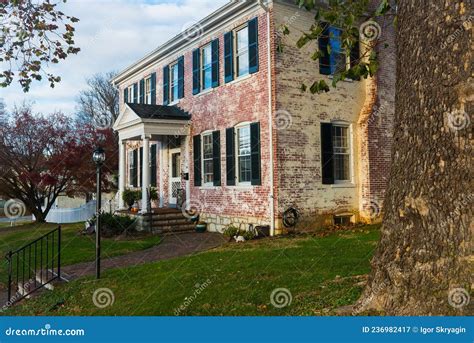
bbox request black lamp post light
[93,147,106,279]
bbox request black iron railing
[5,226,61,304]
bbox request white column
[141,135,150,213]
[158,141,164,208]
[118,140,127,209]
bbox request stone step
[151,224,196,235]
[143,213,188,221]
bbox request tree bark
[356,0,473,315]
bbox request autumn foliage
[0,105,117,222]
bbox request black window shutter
[193,135,202,187]
[250,122,261,186]
[139,147,143,186]
[224,32,234,83]
[192,49,201,95]
[211,39,220,88]
[139,79,145,104]
[178,56,185,99]
[321,123,334,184]
[124,88,129,103]
[133,83,138,103]
[150,73,156,105]
[132,149,138,187]
[248,17,259,74]
[318,23,331,75]
[212,130,221,186]
[150,144,157,187]
[349,37,361,80]
[226,127,235,186]
[163,65,170,105]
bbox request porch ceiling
[113,103,191,141]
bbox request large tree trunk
[356,1,473,315]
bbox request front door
[168,148,181,206]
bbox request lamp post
[93,147,106,279]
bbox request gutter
[264,2,276,237]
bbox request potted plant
[122,189,137,210]
[195,221,207,233]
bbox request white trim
[235,123,252,186]
[331,121,354,184]
[168,148,181,206]
[201,132,214,187]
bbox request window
[333,125,351,182]
[202,133,213,184]
[201,44,213,90]
[170,63,179,103]
[235,25,249,78]
[328,27,349,75]
[129,150,138,187]
[145,77,151,104]
[319,24,360,76]
[236,125,251,184]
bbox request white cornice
[112,1,272,86]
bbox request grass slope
[7,225,380,316]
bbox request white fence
[31,195,119,224]
[37,201,97,224]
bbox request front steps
[136,209,196,235]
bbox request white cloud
[1,0,228,115]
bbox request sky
[1,0,229,116]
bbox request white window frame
[234,24,250,79]
[235,122,252,186]
[170,62,179,103]
[201,132,214,187]
[201,43,213,91]
[144,76,152,104]
[331,121,354,184]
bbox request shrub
[223,225,256,241]
[223,225,239,239]
[100,213,136,237]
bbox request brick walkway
[61,232,227,280]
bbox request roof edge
[112,1,267,86]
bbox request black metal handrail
[5,226,61,304]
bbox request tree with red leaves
[0,104,117,222]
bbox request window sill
[226,73,252,86]
[168,100,180,106]
[327,75,356,83]
[196,87,214,97]
[330,183,356,189]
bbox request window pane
[237,126,251,183]
[203,67,212,90]
[203,135,213,159]
[236,27,249,77]
[202,45,212,67]
[239,156,251,182]
[171,64,179,101]
[334,154,350,181]
[237,52,249,77]
[238,127,251,156]
[172,153,180,177]
[204,160,213,184]
[237,27,249,51]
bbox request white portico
[113,103,191,212]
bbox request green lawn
[7,225,380,316]
[0,222,161,289]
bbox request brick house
[112,0,395,235]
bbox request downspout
[265,4,275,236]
